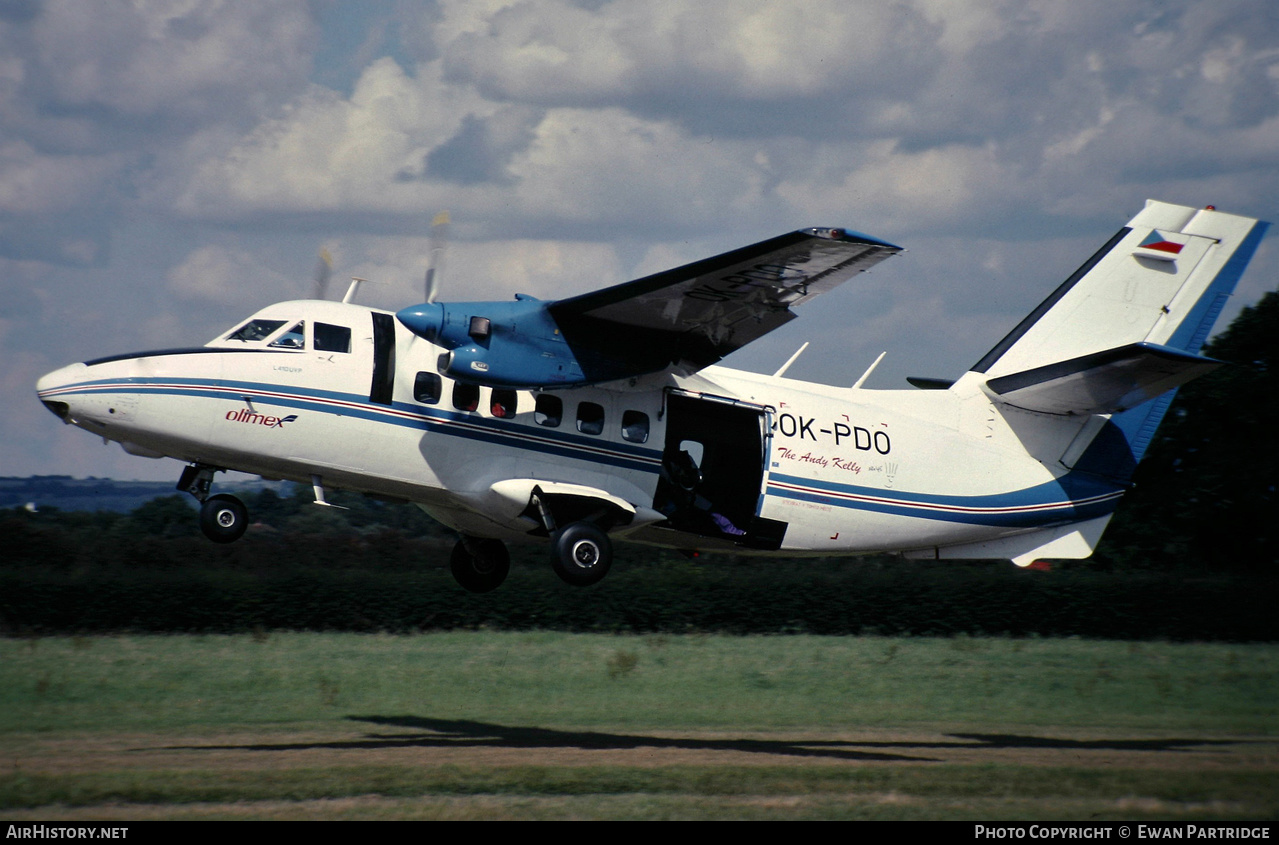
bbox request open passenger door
[652,390,787,550]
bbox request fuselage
[36,298,1125,557]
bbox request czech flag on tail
[1133,230,1188,262]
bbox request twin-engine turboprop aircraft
[36,201,1267,591]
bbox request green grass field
[3,633,1277,820]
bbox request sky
[3,0,1277,481]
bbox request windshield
[269,322,306,349]
[225,319,287,343]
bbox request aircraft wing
[547,228,901,381]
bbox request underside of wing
[547,228,901,382]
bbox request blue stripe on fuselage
[766,471,1124,527]
[39,376,663,474]
[44,376,1126,527]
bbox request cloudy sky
[3,0,1276,481]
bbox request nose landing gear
[199,493,249,543]
[179,463,249,544]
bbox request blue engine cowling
[396,297,588,387]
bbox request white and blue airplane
[36,200,1267,591]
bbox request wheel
[450,538,510,593]
[551,522,612,586]
[200,494,248,544]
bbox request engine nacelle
[397,296,588,388]
[437,340,585,387]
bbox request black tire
[551,522,612,586]
[450,538,510,593]
[200,494,248,544]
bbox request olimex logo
[224,407,298,428]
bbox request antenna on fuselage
[852,351,887,389]
[423,210,450,303]
[343,278,366,304]
[772,342,810,378]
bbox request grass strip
[4,765,1277,809]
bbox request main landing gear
[550,522,612,587]
[178,464,249,544]
[450,538,511,593]
[450,487,617,592]
[528,487,615,587]
[448,523,614,593]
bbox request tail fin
[973,201,1267,465]
[974,201,1268,378]
[914,203,1267,568]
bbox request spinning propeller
[423,210,450,303]
[310,210,449,305]
[312,248,333,299]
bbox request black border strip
[84,347,298,367]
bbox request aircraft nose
[36,362,88,422]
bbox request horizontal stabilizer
[985,342,1222,415]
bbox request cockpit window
[269,322,306,349]
[314,322,351,353]
[226,319,286,343]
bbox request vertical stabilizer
[973,201,1267,378]
[972,202,1266,475]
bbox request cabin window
[535,394,562,427]
[226,319,286,343]
[491,389,517,418]
[314,322,351,353]
[269,322,306,349]
[453,382,480,412]
[414,372,442,404]
[576,401,605,435]
[621,410,649,443]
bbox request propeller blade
[313,248,333,300]
[425,211,450,303]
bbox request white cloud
[165,243,297,303]
[170,62,780,237]
[773,140,1018,237]
[27,0,316,124]
[0,141,122,215]
[503,107,770,227]
[161,0,1279,245]
[439,0,941,104]
[171,58,484,217]
[0,142,122,264]
[334,235,627,310]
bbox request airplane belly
[282,404,370,474]
[122,392,214,460]
[769,502,1034,555]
